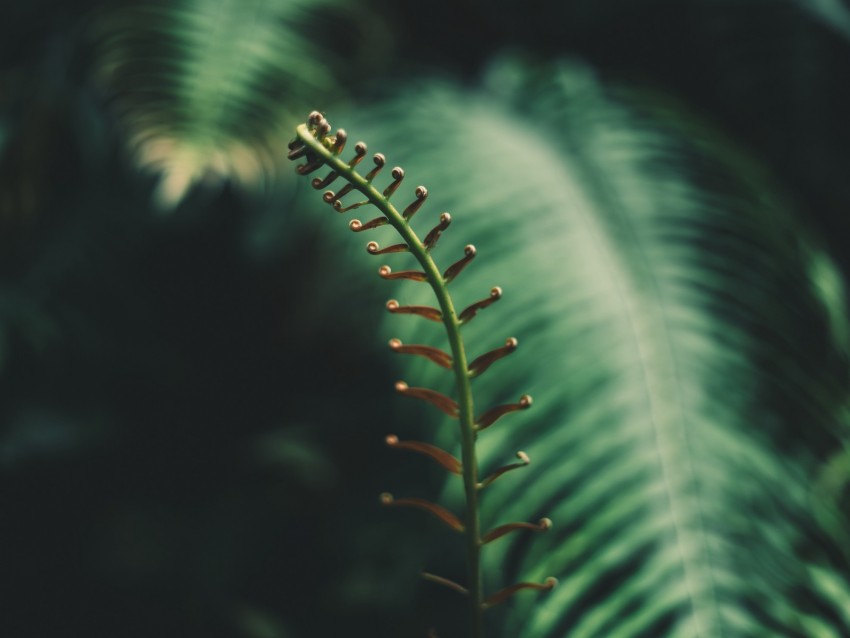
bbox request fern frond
[331,60,850,637]
[289,111,553,637]
[92,0,351,208]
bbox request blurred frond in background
[1,1,849,637]
[91,0,373,209]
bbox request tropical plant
[288,109,559,637]
[2,1,850,637]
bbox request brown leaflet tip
[415,186,428,198]
[389,440,462,474]
[349,219,363,231]
[395,385,458,417]
[388,338,402,350]
[385,434,399,446]
[386,299,400,311]
[458,286,504,324]
[296,159,323,175]
[422,572,469,596]
[332,129,347,153]
[287,145,307,160]
[378,265,392,277]
[354,142,367,154]
[467,336,520,378]
[481,578,558,609]
[477,450,534,490]
[367,241,379,254]
[386,497,464,531]
[391,167,404,179]
[423,213,452,250]
[373,153,386,166]
[379,492,394,505]
[520,394,533,408]
[311,170,338,190]
[322,191,335,202]
[481,518,554,544]
[443,244,478,283]
[308,111,323,125]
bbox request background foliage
[2,1,850,637]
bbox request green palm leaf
[325,58,850,636]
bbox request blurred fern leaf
[332,58,850,637]
[93,0,346,209]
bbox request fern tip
[422,572,469,596]
[423,213,452,250]
[307,112,330,140]
[330,129,347,155]
[385,300,443,321]
[380,494,465,532]
[459,286,502,323]
[296,158,323,175]
[385,435,462,474]
[286,144,307,161]
[367,241,409,255]
[364,154,386,182]
[478,450,532,489]
[388,339,453,368]
[311,171,338,190]
[468,336,518,377]
[349,215,388,232]
[381,167,405,198]
[378,265,428,282]
[402,186,429,220]
[443,245,477,283]
[395,381,460,416]
[476,394,532,430]
[481,518,553,544]
[481,577,558,610]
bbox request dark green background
[2,1,850,637]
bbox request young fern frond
[289,111,554,637]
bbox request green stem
[296,125,484,638]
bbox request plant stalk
[296,125,484,637]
